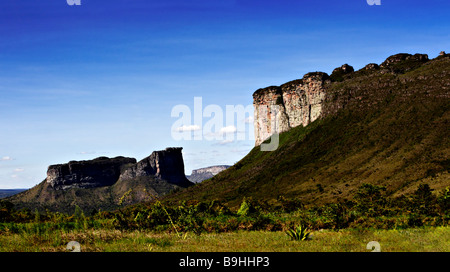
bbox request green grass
[1,227,448,252]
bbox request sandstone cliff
[187,165,231,183]
[253,53,430,146]
[253,72,329,145]
[47,156,136,190]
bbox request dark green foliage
[411,184,437,216]
[0,184,448,235]
[437,187,450,214]
[355,184,387,217]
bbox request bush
[237,197,260,217]
[411,184,437,216]
[285,224,311,241]
[355,183,387,216]
[437,187,450,215]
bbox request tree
[355,183,387,216]
[412,184,437,216]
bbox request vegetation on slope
[0,182,449,252]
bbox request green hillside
[165,54,450,208]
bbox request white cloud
[219,125,237,134]
[174,125,201,132]
[14,168,25,172]
[1,156,13,161]
[11,174,18,178]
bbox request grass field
[1,227,448,252]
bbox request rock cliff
[119,147,192,187]
[9,147,193,212]
[47,147,192,190]
[46,147,190,190]
[47,156,137,190]
[253,72,329,145]
[252,53,430,146]
[187,165,231,183]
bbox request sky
[0,0,449,189]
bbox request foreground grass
[1,227,448,252]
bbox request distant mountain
[187,165,231,183]
[165,52,450,208]
[7,147,193,213]
[0,189,28,199]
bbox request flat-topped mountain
[187,165,231,183]
[8,147,193,212]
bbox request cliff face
[119,147,191,187]
[46,147,191,190]
[47,156,136,190]
[253,72,329,146]
[252,53,430,146]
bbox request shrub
[411,184,437,216]
[437,187,450,215]
[355,183,387,216]
[237,197,260,217]
[285,224,311,241]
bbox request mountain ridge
[164,51,450,208]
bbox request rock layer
[47,156,136,190]
[252,53,432,146]
[119,147,192,187]
[46,147,192,190]
[253,72,329,146]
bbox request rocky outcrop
[46,147,192,190]
[252,52,437,146]
[253,72,329,146]
[379,53,429,74]
[330,64,354,82]
[47,156,136,190]
[119,147,192,187]
[187,165,231,183]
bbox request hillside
[164,52,450,208]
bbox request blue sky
[0,0,449,189]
